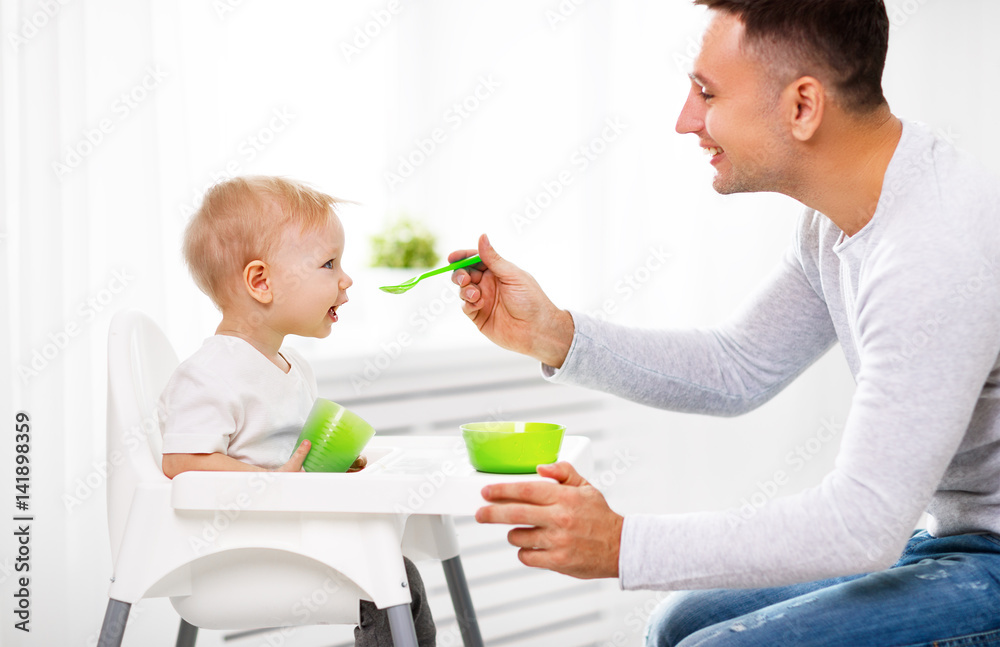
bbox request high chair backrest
[106,310,177,564]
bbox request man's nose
[676,88,705,136]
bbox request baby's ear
[243,260,273,304]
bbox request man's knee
[645,591,720,647]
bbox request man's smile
[702,145,726,166]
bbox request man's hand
[275,439,311,472]
[475,462,624,579]
[450,234,574,369]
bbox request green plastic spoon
[378,254,482,294]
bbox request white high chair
[98,310,484,647]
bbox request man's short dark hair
[694,0,890,114]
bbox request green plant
[370,216,439,269]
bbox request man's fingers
[448,248,479,264]
[462,285,482,304]
[461,300,480,319]
[477,233,507,272]
[461,287,483,309]
[517,548,550,570]
[452,267,485,289]
[536,461,589,487]
[482,481,560,505]
[507,527,551,550]
[476,502,553,526]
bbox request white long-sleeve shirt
[544,120,1000,591]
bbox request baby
[158,175,436,646]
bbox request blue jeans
[645,530,1000,647]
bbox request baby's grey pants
[355,557,436,646]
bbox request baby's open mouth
[328,297,348,322]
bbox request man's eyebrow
[688,72,716,89]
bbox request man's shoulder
[893,120,1000,215]
[792,208,840,257]
[862,120,999,261]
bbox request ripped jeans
[645,530,1000,647]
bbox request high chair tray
[170,435,592,515]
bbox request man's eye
[699,90,714,101]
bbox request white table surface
[171,435,593,516]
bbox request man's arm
[478,246,1000,588]
[547,248,836,416]
[453,234,837,416]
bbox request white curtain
[1,0,998,644]
[2,1,177,643]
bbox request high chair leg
[442,556,484,647]
[386,603,420,647]
[97,599,131,647]
[175,618,199,647]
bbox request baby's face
[267,215,352,338]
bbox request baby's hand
[275,440,311,472]
[347,455,367,473]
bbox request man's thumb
[477,233,511,276]
[537,461,589,487]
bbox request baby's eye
[323,259,336,269]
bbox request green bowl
[461,421,565,474]
[293,399,375,472]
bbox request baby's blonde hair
[183,176,343,308]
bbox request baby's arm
[162,440,311,479]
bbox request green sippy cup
[292,399,376,472]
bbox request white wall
[1,0,998,645]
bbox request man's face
[676,10,794,195]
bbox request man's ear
[784,76,825,142]
[243,260,273,304]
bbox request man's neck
[792,110,903,238]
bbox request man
[449,1,1000,645]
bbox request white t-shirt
[158,335,318,470]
